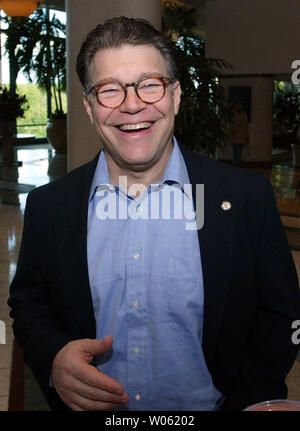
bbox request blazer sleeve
[221,176,300,410]
[7,190,74,408]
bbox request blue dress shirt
[87,139,222,410]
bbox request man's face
[83,44,181,174]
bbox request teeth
[119,122,152,131]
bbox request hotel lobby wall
[205,0,300,76]
[205,0,299,163]
[217,76,274,163]
[66,0,162,172]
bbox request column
[66,0,162,171]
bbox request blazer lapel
[180,145,234,368]
[53,153,100,340]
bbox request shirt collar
[160,137,190,190]
[89,137,192,202]
[89,150,112,202]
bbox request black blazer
[8,145,300,411]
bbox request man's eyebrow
[91,72,165,88]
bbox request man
[8,17,300,411]
[229,101,249,166]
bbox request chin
[119,146,156,166]
[122,156,154,170]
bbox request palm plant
[19,7,66,118]
[272,81,300,149]
[162,1,232,156]
[0,7,66,118]
[273,82,300,133]
[0,15,31,94]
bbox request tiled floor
[0,144,299,410]
[0,144,65,411]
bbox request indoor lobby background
[0,0,300,410]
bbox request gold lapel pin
[221,201,231,211]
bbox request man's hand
[51,336,130,411]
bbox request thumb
[81,336,113,358]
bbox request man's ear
[172,81,181,116]
[83,93,94,125]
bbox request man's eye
[140,82,163,93]
[142,83,160,88]
[99,88,121,94]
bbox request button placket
[127,207,147,406]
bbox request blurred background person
[229,101,249,166]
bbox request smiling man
[82,43,181,190]
[8,17,300,412]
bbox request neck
[105,141,173,197]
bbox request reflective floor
[0,144,299,410]
[0,144,67,210]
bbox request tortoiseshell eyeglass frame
[87,76,175,109]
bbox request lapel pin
[221,200,231,211]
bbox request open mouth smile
[117,121,154,132]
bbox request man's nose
[119,87,146,113]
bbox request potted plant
[0,86,28,163]
[46,111,67,155]
[0,7,67,152]
[0,86,28,137]
[43,30,67,155]
[162,1,232,156]
[273,82,300,165]
[16,7,67,153]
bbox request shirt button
[133,300,140,308]
[135,394,141,401]
[134,347,140,354]
[136,206,142,213]
[133,252,140,260]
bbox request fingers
[73,380,129,404]
[80,336,114,358]
[65,362,129,402]
[51,337,130,411]
[75,363,125,396]
[57,365,130,410]
[68,392,123,411]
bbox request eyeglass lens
[97,77,165,108]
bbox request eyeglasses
[87,76,174,109]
